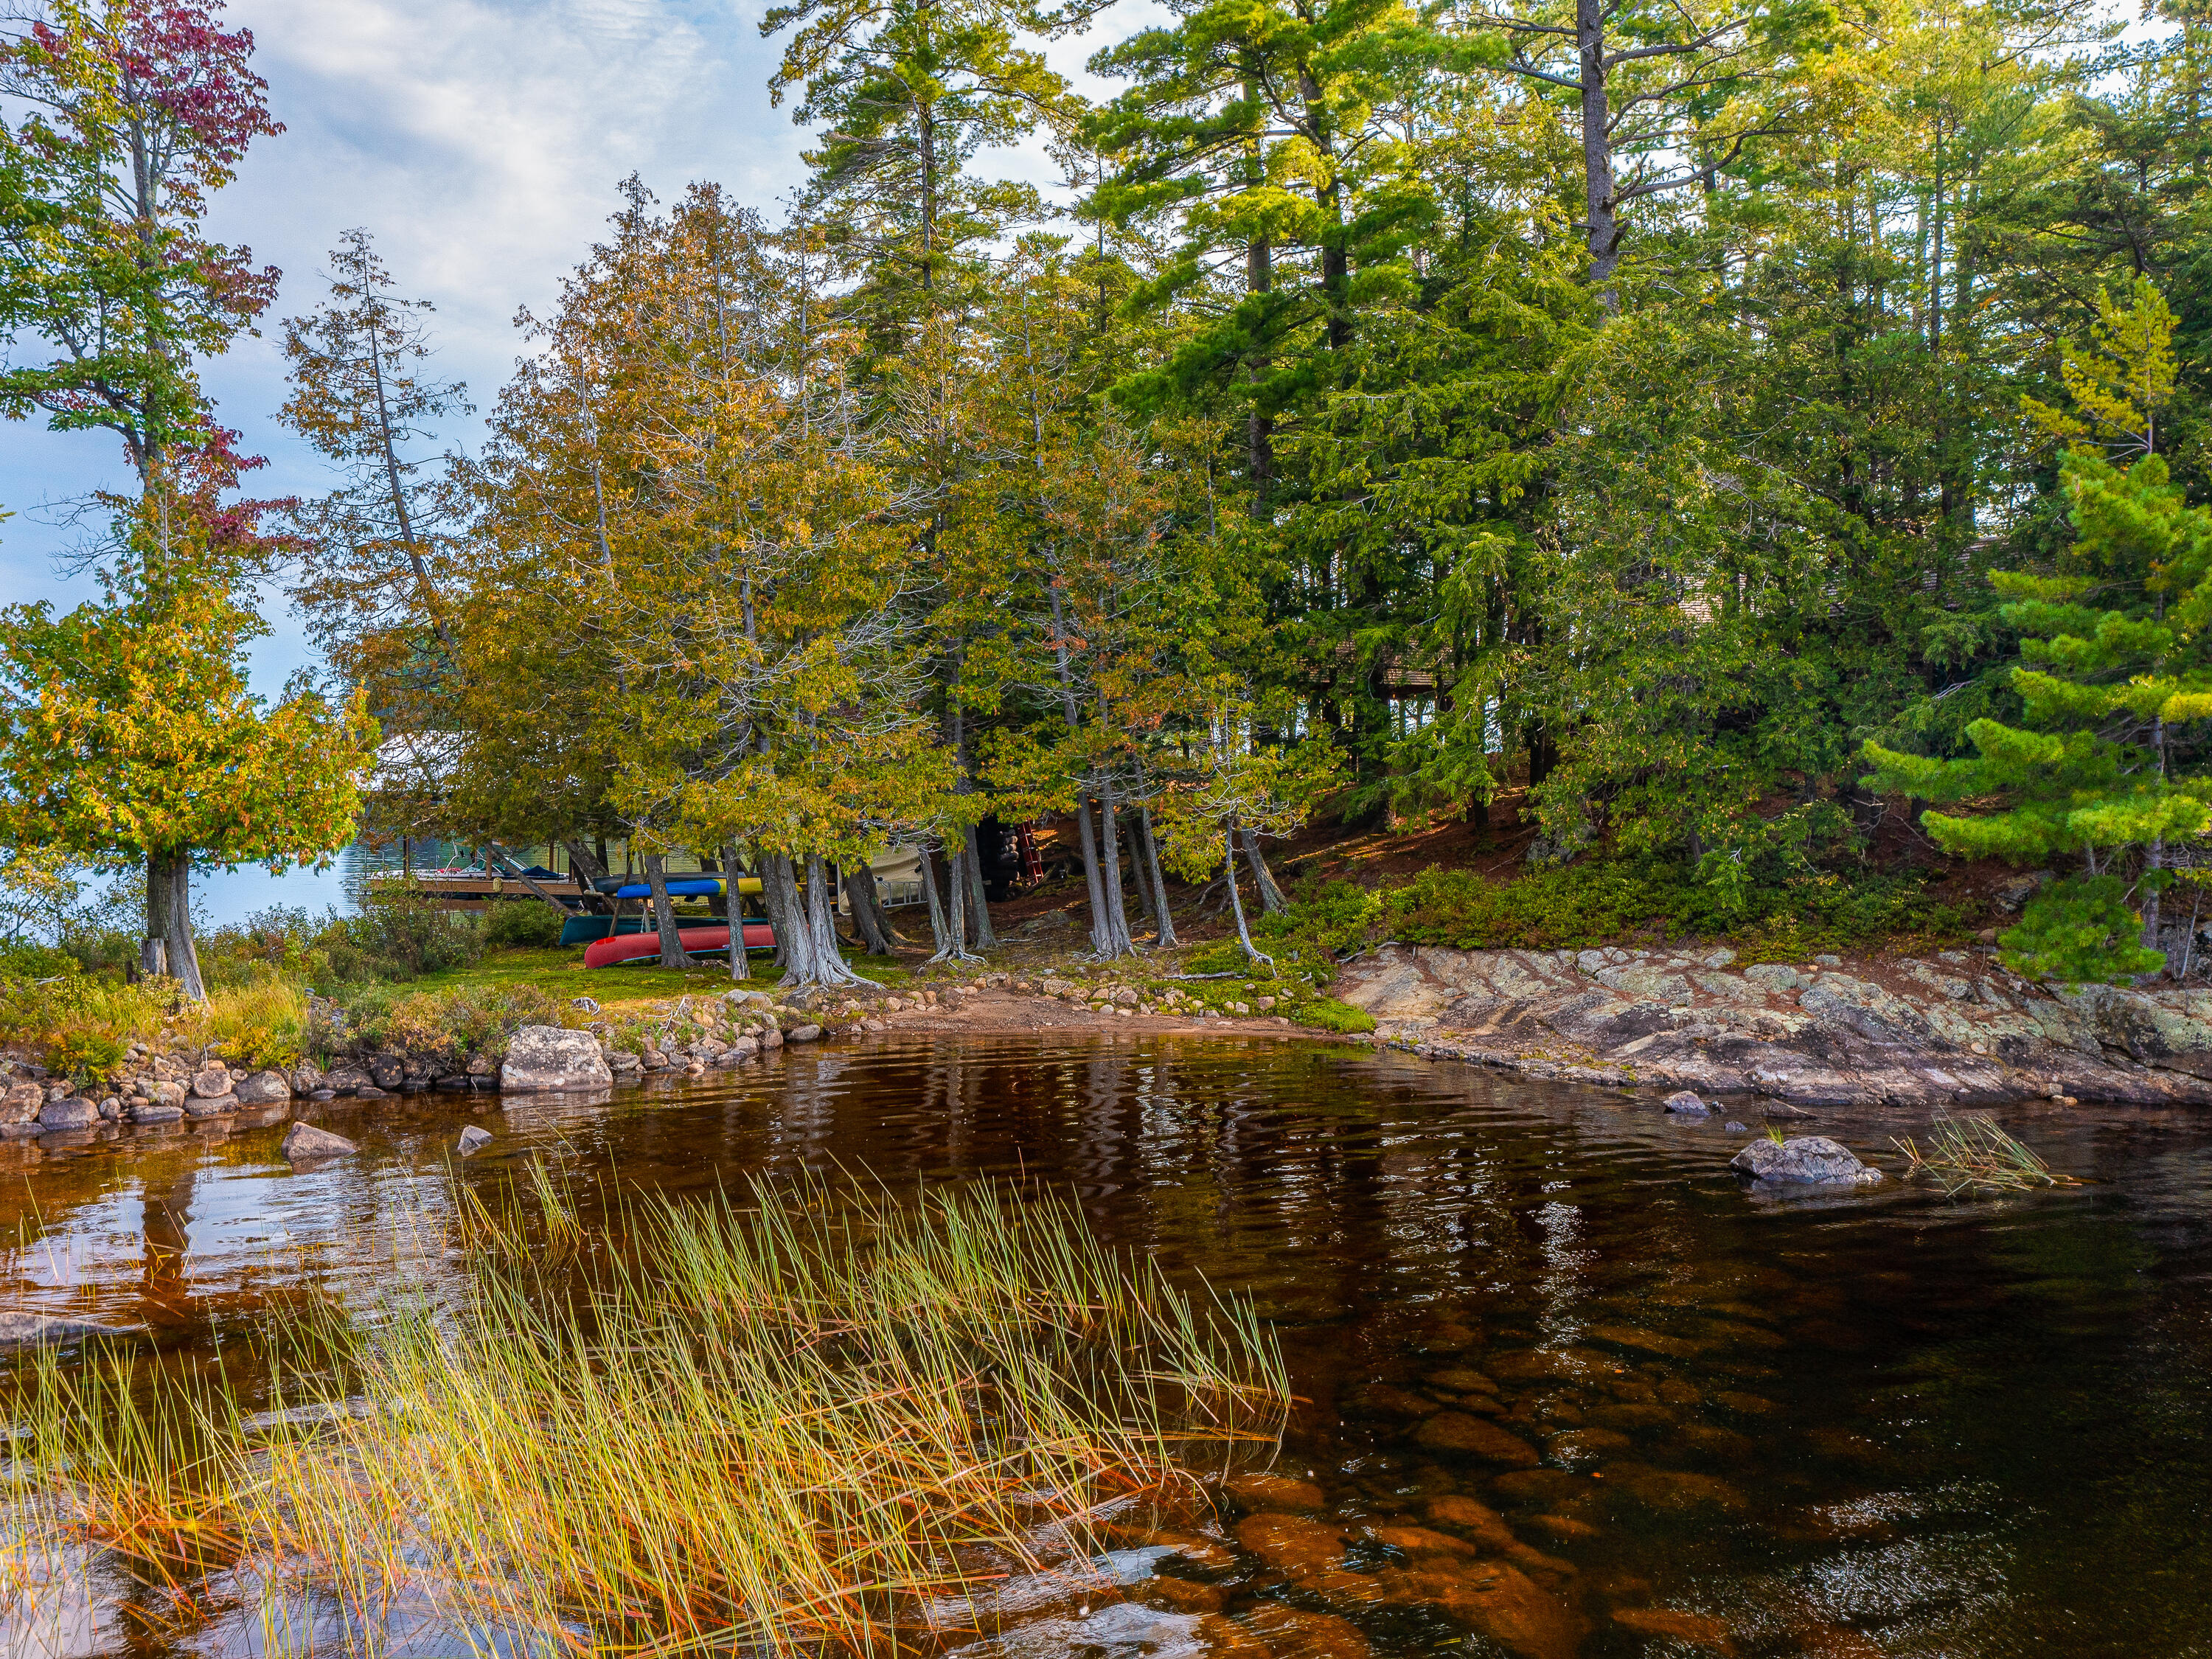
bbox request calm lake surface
[4,1035,2209,1658]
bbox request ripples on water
[3,1036,2209,1658]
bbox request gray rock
[0,1080,44,1124]
[761,1025,785,1049]
[308,1088,337,1102]
[234,1069,291,1105]
[569,995,601,1014]
[282,1122,357,1162]
[0,1312,135,1348]
[189,1065,234,1099]
[369,1054,406,1090]
[323,1065,372,1094]
[129,1100,184,1124]
[1724,1121,1747,1132]
[457,1124,494,1155]
[184,1093,237,1119]
[1761,1102,1815,1119]
[290,1060,325,1094]
[1731,1135,1882,1186]
[1661,1090,1711,1114]
[789,1023,822,1041]
[500,1025,613,1091]
[355,1085,388,1099]
[36,1098,98,1130]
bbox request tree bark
[1139,807,1178,947]
[799,854,869,986]
[643,853,692,969]
[1578,0,1620,297]
[1126,810,1164,942]
[843,860,896,956]
[759,852,798,973]
[1094,781,1138,956]
[161,852,205,1001]
[563,839,614,913]
[726,843,753,981]
[1224,818,1273,970]
[961,821,997,948]
[140,851,170,981]
[917,843,951,956]
[1241,826,1287,914]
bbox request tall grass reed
[6,1173,1288,1657]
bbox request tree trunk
[1224,818,1273,970]
[1241,826,1287,914]
[1071,796,1115,956]
[1577,0,1620,299]
[726,843,753,981]
[161,852,206,1001]
[1139,807,1178,947]
[759,852,798,972]
[843,860,896,956]
[943,841,970,960]
[1094,781,1138,956]
[798,854,869,986]
[1127,810,1164,942]
[643,853,692,969]
[917,843,951,956]
[140,851,170,981]
[961,821,997,948]
[563,838,614,913]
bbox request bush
[0,962,166,1086]
[1295,996,1377,1034]
[322,884,484,982]
[327,982,574,1065]
[1380,859,1975,959]
[484,900,566,949]
[195,981,308,1069]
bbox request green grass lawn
[415,946,910,1007]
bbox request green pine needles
[1864,284,2212,986]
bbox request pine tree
[1864,282,2212,982]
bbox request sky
[0,0,1124,922]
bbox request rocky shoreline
[1335,941,2212,1107]
[0,971,1321,1147]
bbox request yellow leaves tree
[0,505,378,999]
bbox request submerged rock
[1612,1607,1737,1653]
[1377,1559,1583,1659]
[0,1312,134,1348]
[1223,1472,1325,1514]
[1235,1512,1347,1576]
[501,1025,614,1091]
[282,1122,357,1162]
[1730,1135,1882,1186]
[458,1124,494,1155]
[1413,1412,1540,1467]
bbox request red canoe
[582,922,776,970]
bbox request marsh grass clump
[10,1175,1288,1657]
[1892,1115,2084,1197]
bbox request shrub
[322,884,484,982]
[1381,859,1975,959]
[484,900,566,949]
[1295,996,1377,1034]
[195,981,308,1069]
[0,964,166,1086]
[328,982,573,1065]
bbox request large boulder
[500,1026,613,1091]
[36,1097,99,1130]
[1731,1135,1882,1186]
[234,1069,292,1105]
[0,1081,42,1124]
[189,1065,234,1099]
[282,1122,356,1162]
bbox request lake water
[3,1036,2208,1658]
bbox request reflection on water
[4,1037,2209,1658]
